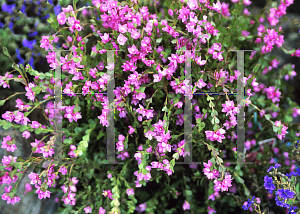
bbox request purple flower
[136,203,147,212]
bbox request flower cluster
[1,135,17,152]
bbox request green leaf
[83,135,89,141]
[284,115,293,123]
[238,37,246,41]
[198,122,205,132]
[217,157,223,164]
[73,57,81,63]
[0,100,6,106]
[3,47,10,57]
[19,126,28,132]
[235,175,244,184]
[156,38,162,44]
[253,64,260,73]
[3,122,12,130]
[296,183,300,194]
[12,63,21,72]
[174,109,183,115]
[74,127,82,133]
[73,105,81,112]
[244,187,250,196]
[13,162,22,169]
[218,165,225,172]
[35,128,43,135]
[173,152,179,160]
[210,157,215,165]
[63,138,72,144]
[214,117,219,124]
[272,125,279,133]
[185,189,192,196]
[264,114,271,120]
[162,106,168,112]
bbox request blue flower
[267,166,274,172]
[242,196,256,211]
[276,189,295,200]
[8,21,14,33]
[48,0,53,4]
[1,3,16,14]
[41,14,50,21]
[296,168,300,176]
[28,31,38,37]
[276,200,290,209]
[288,206,298,214]
[54,5,61,16]
[264,176,276,193]
[29,57,34,70]
[0,21,3,28]
[274,163,281,169]
[20,5,26,15]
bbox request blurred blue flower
[48,0,53,4]
[29,56,35,70]
[0,21,3,28]
[28,31,38,37]
[1,3,16,14]
[54,5,61,16]
[22,39,36,50]
[18,57,25,65]
[41,14,50,21]
[20,4,26,15]
[288,206,298,214]
[8,21,14,33]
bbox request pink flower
[40,36,53,51]
[222,100,239,117]
[1,136,17,152]
[84,207,92,213]
[31,121,40,129]
[187,0,199,10]
[57,12,66,25]
[117,34,127,45]
[208,206,217,214]
[100,33,111,44]
[62,5,73,13]
[243,0,252,5]
[264,86,281,103]
[36,185,51,199]
[98,207,106,214]
[127,189,134,196]
[183,200,190,210]
[205,128,226,143]
[59,166,68,175]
